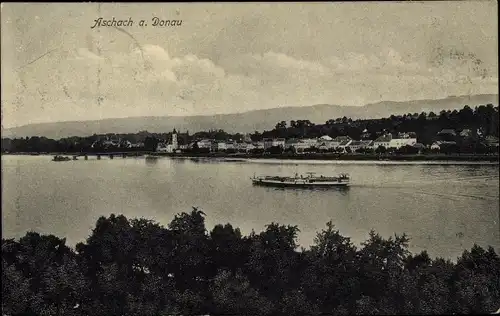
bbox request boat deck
[252,173,350,188]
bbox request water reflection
[145,156,159,164]
[261,186,351,194]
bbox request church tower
[172,128,178,149]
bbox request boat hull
[252,179,349,188]
[52,156,71,162]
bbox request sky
[1,2,498,128]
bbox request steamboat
[52,155,71,162]
[251,172,350,188]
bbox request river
[2,155,499,260]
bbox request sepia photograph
[1,1,499,315]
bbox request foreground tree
[2,211,500,315]
[2,233,87,316]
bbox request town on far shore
[153,127,499,156]
[1,104,499,157]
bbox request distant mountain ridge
[2,94,498,139]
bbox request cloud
[258,52,329,73]
[2,43,497,127]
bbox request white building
[236,142,255,152]
[166,144,177,153]
[218,142,227,151]
[212,141,227,152]
[337,140,353,152]
[263,138,286,149]
[373,134,392,149]
[246,143,256,151]
[156,142,168,152]
[301,138,319,147]
[286,138,321,152]
[349,140,374,152]
[430,142,441,150]
[254,141,265,149]
[195,139,212,149]
[330,136,352,149]
[287,139,308,152]
[226,141,236,150]
[388,137,417,149]
[397,132,416,139]
[316,141,337,150]
[273,138,286,148]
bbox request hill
[2,94,498,139]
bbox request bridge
[57,151,159,160]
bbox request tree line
[2,104,498,154]
[2,209,499,315]
[257,104,499,144]
[0,130,242,154]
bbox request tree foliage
[2,211,499,315]
[249,104,499,144]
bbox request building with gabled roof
[373,134,392,149]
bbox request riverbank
[155,152,500,162]
[3,151,499,162]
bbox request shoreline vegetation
[2,209,499,315]
[3,151,499,163]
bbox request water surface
[2,155,499,260]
